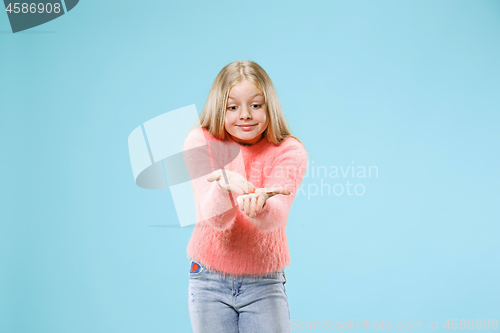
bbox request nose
[240,105,252,119]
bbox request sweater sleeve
[245,139,308,232]
[183,129,238,230]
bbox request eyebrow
[228,93,263,100]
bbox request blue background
[1,0,499,332]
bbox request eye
[251,104,262,109]
[227,106,237,111]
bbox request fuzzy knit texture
[183,127,308,277]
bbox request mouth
[237,124,257,131]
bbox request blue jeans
[188,259,292,333]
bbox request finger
[226,183,245,195]
[240,180,255,194]
[237,195,245,211]
[266,187,291,196]
[249,195,257,218]
[238,182,252,195]
[244,196,250,216]
[247,181,256,193]
[256,195,265,213]
[230,184,246,195]
[206,170,221,182]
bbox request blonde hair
[193,60,311,159]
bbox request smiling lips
[237,124,257,131]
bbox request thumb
[272,187,291,196]
[207,171,221,182]
[257,187,291,196]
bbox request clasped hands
[207,169,290,218]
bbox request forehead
[228,92,264,100]
[228,80,264,100]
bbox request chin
[238,131,255,136]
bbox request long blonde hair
[193,60,311,159]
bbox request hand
[237,187,291,218]
[207,169,255,195]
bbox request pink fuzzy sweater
[183,127,308,276]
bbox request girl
[183,60,309,332]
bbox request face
[224,80,269,145]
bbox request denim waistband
[189,258,284,280]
